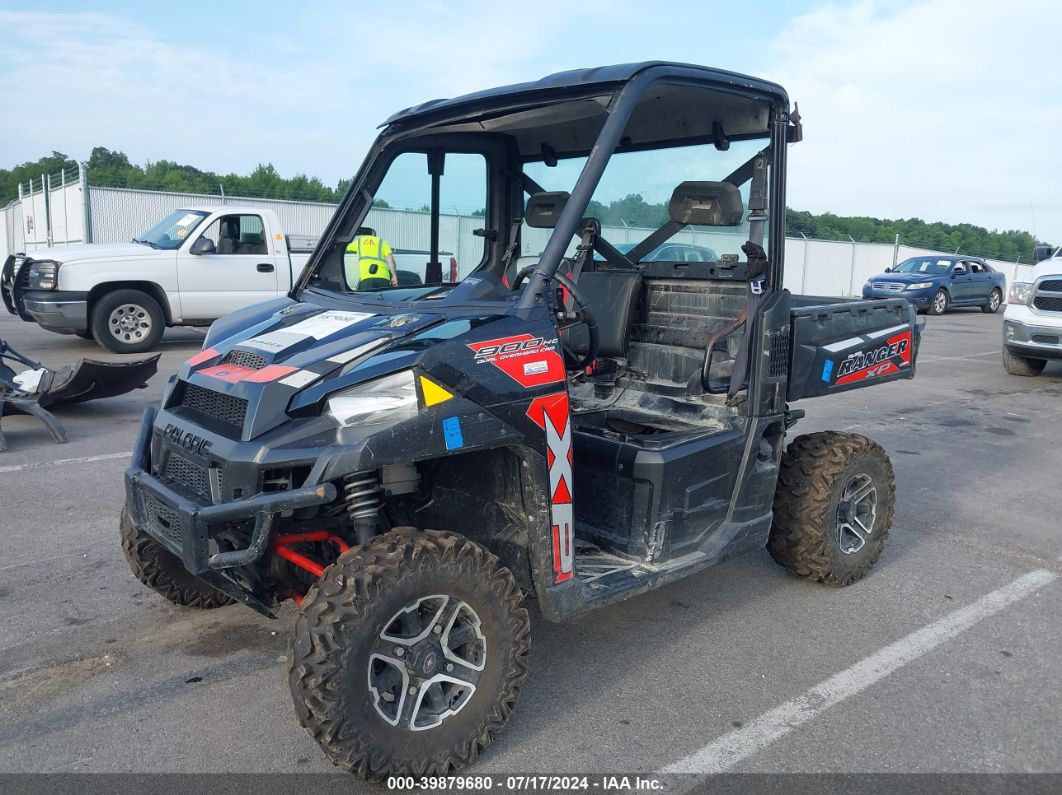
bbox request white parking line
[0,451,132,474]
[660,568,1057,775]
[917,350,1000,363]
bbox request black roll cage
[292,64,794,303]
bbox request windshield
[136,209,209,250]
[525,139,764,266]
[893,257,955,275]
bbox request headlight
[1008,282,1032,306]
[906,282,933,290]
[326,370,418,427]
[25,260,60,290]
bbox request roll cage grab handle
[515,75,650,310]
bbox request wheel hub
[108,304,152,342]
[368,594,487,731]
[412,646,440,677]
[836,473,877,555]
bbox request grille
[1038,280,1062,292]
[221,349,267,370]
[873,282,905,292]
[179,383,248,430]
[144,495,183,549]
[1033,295,1062,313]
[769,330,790,377]
[162,452,211,499]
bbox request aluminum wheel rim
[836,473,877,555]
[108,303,152,343]
[933,292,947,313]
[989,291,1000,310]
[367,594,486,731]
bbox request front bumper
[21,290,89,333]
[862,286,932,308]
[124,407,336,614]
[1003,314,1062,361]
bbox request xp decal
[834,329,913,385]
[467,333,565,388]
[526,392,574,583]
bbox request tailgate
[787,296,922,401]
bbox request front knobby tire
[120,506,232,608]
[289,527,531,781]
[768,432,895,586]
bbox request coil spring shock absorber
[344,472,382,544]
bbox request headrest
[524,191,571,229]
[668,181,744,227]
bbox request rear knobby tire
[768,431,895,586]
[120,506,232,608]
[289,527,531,782]
[1002,347,1046,377]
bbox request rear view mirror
[189,237,216,255]
[1034,244,1053,263]
[668,181,743,227]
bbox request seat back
[237,232,267,255]
[567,270,643,359]
[217,218,240,255]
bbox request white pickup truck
[1003,244,1062,375]
[1,206,315,353]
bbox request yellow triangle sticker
[420,376,454,406]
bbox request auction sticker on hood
[244,310,375,352]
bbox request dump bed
[786,295,922,401]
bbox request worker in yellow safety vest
[345,227,398,288]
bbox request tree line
[1,149,1044,262]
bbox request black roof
[383,62,789,127]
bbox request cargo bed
[787,294,922,401]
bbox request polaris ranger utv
[121,62,921,780]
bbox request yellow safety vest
[346,235,393,283]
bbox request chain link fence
[0,167,1030,296]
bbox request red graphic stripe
[186,348,219,366]
[198,364,297,384]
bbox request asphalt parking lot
[1,306,1061,783]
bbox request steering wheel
[513,266,599,371]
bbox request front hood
[26,242,161,263]
[176,303,451,439]
[869,272,930,283]
[1018,260,1062,282]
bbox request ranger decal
[834,329,913,385]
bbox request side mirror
[189,237,216,255]
[1034,244,1053,263]
[884,267,891,273]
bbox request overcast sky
[1,1,1060,243]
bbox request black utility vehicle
[121,62,922,780]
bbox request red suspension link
[273,531,351,579]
